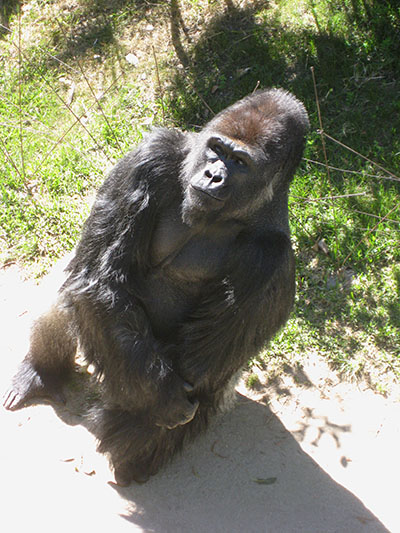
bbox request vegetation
[0,0,399,390]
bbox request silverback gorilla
[4,89,309,485]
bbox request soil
[0,260,399,533]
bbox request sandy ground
[0,261,399,533]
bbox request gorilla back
[4,88,309,485]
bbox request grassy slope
[0,0,399,390]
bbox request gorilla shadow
[19,362,382,533]
[120,396,387,532]
[50,378,387,532]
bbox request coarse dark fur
[4,88,309,485]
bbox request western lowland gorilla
[4,88,309,485]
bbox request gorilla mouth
[191,184,227,202]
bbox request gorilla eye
[234,156,246,167]
[212,143,225,157]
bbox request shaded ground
[0,261,399,533]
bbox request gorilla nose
[191,167,230,201]
[205,169,226,188]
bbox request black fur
[4,89,309,485]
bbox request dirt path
[0,262,399,532]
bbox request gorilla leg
[92,408,163,485]
[93,401,212,486]
[3,300,77,410]
[92,377,229,486]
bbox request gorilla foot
[3,360,66,411]
[114,460,158,486]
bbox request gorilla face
[181,89,308,228]
[181,133,269,226]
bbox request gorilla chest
[144,219,237,338]
[150,215,237,281]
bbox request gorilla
[4,88,309,485]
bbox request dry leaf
[253,477,277,485]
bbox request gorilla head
[182,89,308,225]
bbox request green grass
[0,0,399,388]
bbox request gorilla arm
[63,130,199,427]
[176,230,295,394]
[70,294,198,429]
[4,129,198,427]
